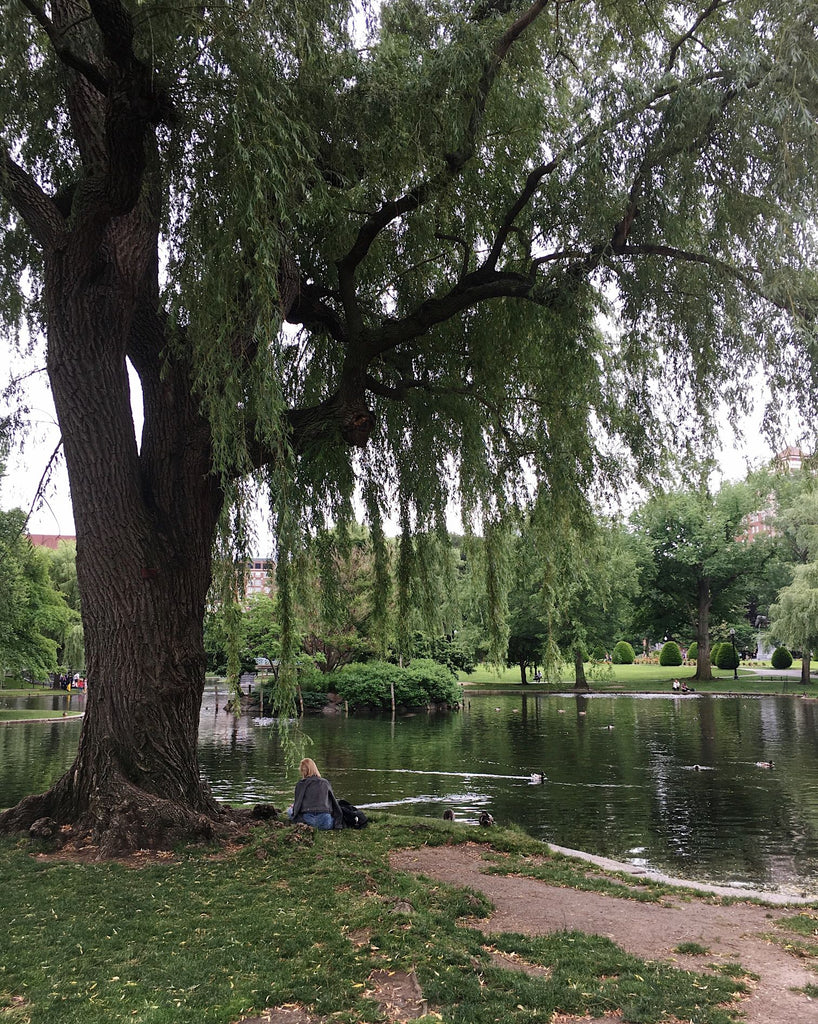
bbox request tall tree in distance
[634,480,772,680]
[769,563,818,688]
[1,0,817,851]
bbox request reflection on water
[2,687,818,894]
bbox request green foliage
[633,481,770,678]
[612,640,635,665]
[0,504,69,680]
[715,643,739,671]
[709,642,724,666]
[659,640,682,666]
[409,631,477,674]
[771,646,793,669]
[769,562,818,659]
[687,641,698,661]
[332,659,461,711]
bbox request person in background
[287,757,343,830]
[672,678,681,692]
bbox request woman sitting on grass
[287,757,344,830]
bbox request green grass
[771,912,818,968]
[459,661,817,694]
[675,942,710,955]
[0,684,56,697]
[0,709,82,722]
[0,816,748,1024]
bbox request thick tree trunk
[802,652,811,688]
[0,240,232,855]
[573,647,588,689]
[693,576,713,682]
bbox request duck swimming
[529,772,546,784]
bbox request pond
[2,686,818,897]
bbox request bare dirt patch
[391,843,818,1024]
[232,970,427,1024]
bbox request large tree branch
[0,153,66,250]
[364,268,534,356]
[665,0,733,73]
[19,0,110,94]
[336,0,553,339]
[483,73,729,270]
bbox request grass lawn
[458,661,817,695]
[0,817,747,1024]
[0,684,56,698]
[0,708,82,722]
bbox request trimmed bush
[687,642,698,661]
[659,641,683,667]
[709,642,724,666]
[331,659,461,711]
[612,640,635,665]
[715,643,739,670]
[771,646,793,669]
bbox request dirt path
[390,844,818,1024]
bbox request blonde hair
[299,757,321,778]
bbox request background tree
[768,563,818,688]
[0,506,63,681]
[633,480,772,681]
[43,541,84,672]
[548,518,645,688]
[2,0,817,850]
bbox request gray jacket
[290,776,344,828]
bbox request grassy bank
[0,708,82,722]
[459,662,816,694]
[0,817,749,1024]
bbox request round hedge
[709,642,724,666]
[612,640,635,665]
[771,646,793,669]
[687,641,698,661]
[659,641,683,667]
[715,642,740,670]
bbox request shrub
[709,642,723,666]
[771,646,793,669]
[590,643,607,662]
[659,641,683,667]
[331,660,460,711]
[715,643,739,670]
[612,641,635,665]
[687,642,698,661]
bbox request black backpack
[338,799,368,829]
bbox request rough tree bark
[693,576,714,683]
[573,647,588,689]
[0,0,260,853]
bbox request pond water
[2,686,818,896]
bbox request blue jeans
[299,811,334,830]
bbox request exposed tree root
[0,770,254,859]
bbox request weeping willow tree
[1,0,817,852]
